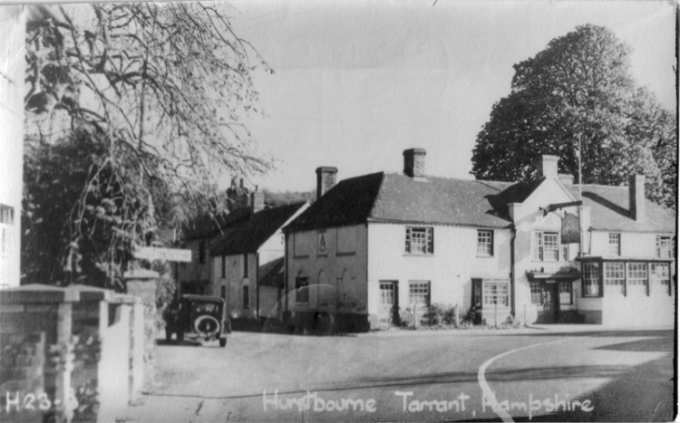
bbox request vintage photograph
[0,0,676,422]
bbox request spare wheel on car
[194,315,220,336]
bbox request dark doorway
[537,281,560,323]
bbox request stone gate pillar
[124,269,159,394]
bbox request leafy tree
[471,24,676,208]
[22,3,272,286]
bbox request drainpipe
[255,252,260,319]
[510,227,517,317]
[284,232,289,315]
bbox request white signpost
[133,247,192,262]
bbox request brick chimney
[629,174,645,222]
[403,148,426,178]
[250,186,265,213]
[316,167,338,200]
[536,155,559,179]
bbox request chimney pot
[316,167,338,200]
[250,190,265,213]
[403,148,427,178]
[629,174,645,222]
[536,155,559,179]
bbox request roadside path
[119,327,673,422]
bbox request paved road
[120,327,674,422]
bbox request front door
[539,281,560,323]
[379,281,398,325]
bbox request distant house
[176,179,308,321]
[209,202,308,319]
[175,206,251,297]
[282,149,675,331]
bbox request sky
[223,0,677,193]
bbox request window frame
[650,263,671,295]
[473,279,510,309]
[477,230,494,257]
[656,236,674,259]
[608,233,621,257]
[626,262,649,295]
[408,280,430,306]
[558,281,573,305]
[534,231,560,262]
[603,262,625,295]
[529,282,542,305]
[405,227,434,255]
[582,262,601,297]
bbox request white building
[283,150,675,331]
[0,7,25,288]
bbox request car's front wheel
[219,337,227,347]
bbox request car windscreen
[191,302,218,314]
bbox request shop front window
[583,262,600,297]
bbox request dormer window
[405,227,434,255]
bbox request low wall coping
[0,283,123,304]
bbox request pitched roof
[568,184,675,233]
[284,172,675,234]
[180,207,252,241]
[285,172,520,232]
[210,202,306,256]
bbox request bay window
[650,263,671,295]
[604,262,625,294]
[583,262,600,297]
[626,262,648,294]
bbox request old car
[163,295,231,347]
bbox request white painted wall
[512,179,584,323]
[367,223,512,319]
[513,178,675,327]
[0,7,25,288]
[590,230,671,259]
